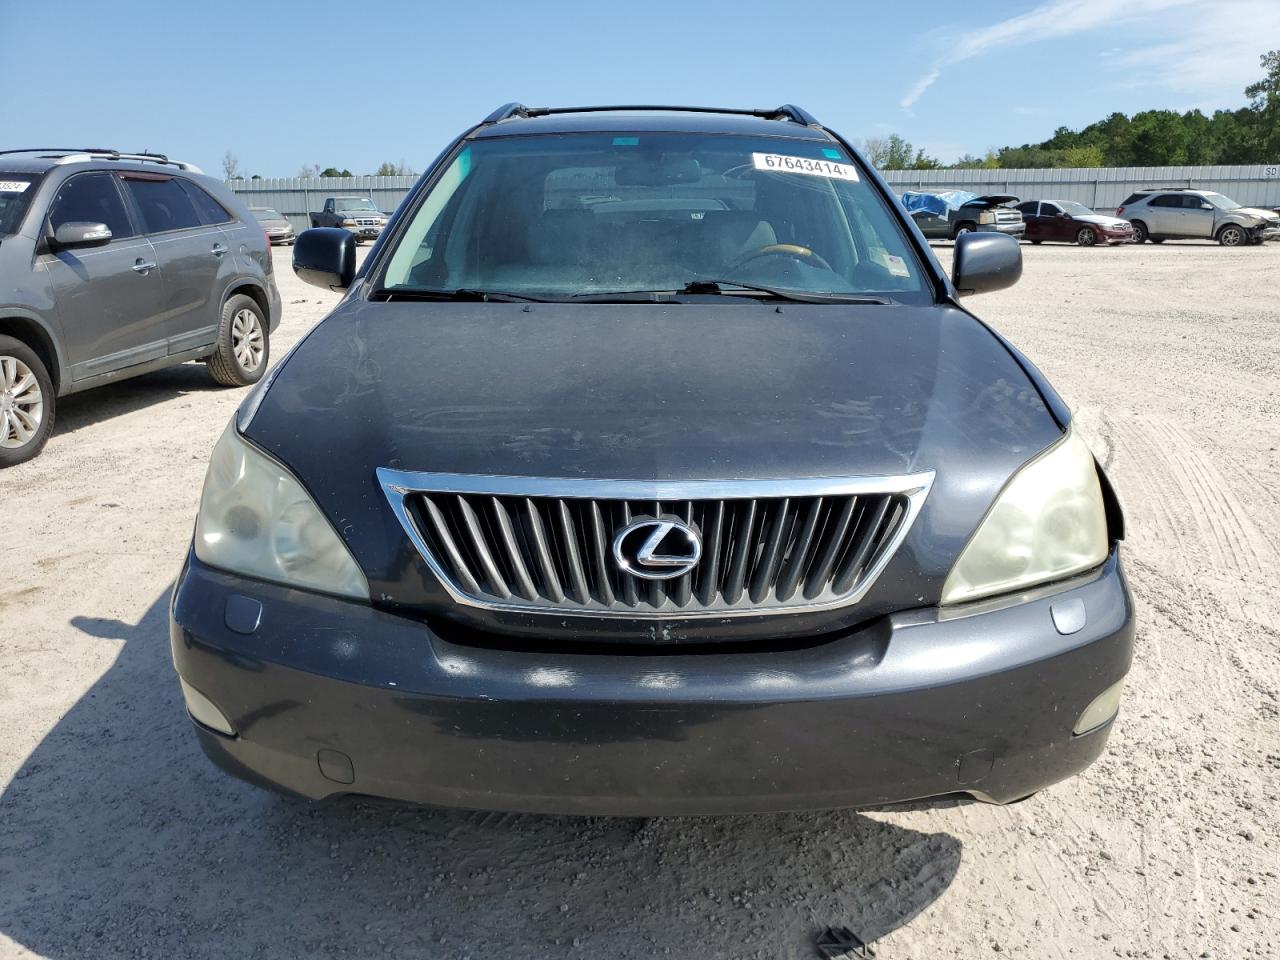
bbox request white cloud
[1116,1,1280,104]
[900,0,1201,109]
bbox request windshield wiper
[684,280,891,305]
[371,288,551,303]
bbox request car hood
[1234,206,1280,222]
[1076,214,1129,228]
[962,195,1020,209]
[261,220,292,230]
[243,299,1064,627]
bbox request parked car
[0,148,281,466]
[308,196,388,242]
[171,103,1132,816]
[1015,200,1133,246]
[904,191,1025,240]
[250,206,295,245]
[1117,189,1280,245]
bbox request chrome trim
[376,469,935,619]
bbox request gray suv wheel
[1217,224,1247,247]
[0,335,55,467]
[207,294,270,387]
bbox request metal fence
[227,164,1280,229]
[225,176,419,233]
[881,164,1280,211]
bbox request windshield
[336,198,377,211]
[252,208,282,221]
[0,175,38,238]
[1058,201,1095,216]
[379,132,931,302]
[1201,192,1240,211]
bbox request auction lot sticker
[0,181,30,192]
[752,153,859,181]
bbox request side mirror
[952,232,1022,297]
[293,227,356,291]
[1200,203,1213,210]
[51,221,112,249]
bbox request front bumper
[339,223,384,240]
[170,548,1134,816]
[979,222,1025,238]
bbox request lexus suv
[1117,188,1280,245]
[0,149,281,466]
[170,104,1134,816]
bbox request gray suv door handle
[131,259,157,274]
[211,243,228,257]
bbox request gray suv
[1117,188,1280,245]
[0,149,281,466]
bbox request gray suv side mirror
[294,228,357,291]
[52,221,112,249]
[952,232,1022,297]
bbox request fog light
[1073,679,1124,735]
[180,679,235,736]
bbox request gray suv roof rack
[0,147,203,174]
[482,103,821,127]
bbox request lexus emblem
[612,518,702,580]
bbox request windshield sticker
[821,148,843,159]
[752,153,859,182]
[0,181,30,193]
[883,254,910,277]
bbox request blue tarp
[900,190,978,217]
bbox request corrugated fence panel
[882,164,1279,211]
[226,166,1280,226]
[225,176,419,233]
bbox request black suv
[0,149,280,466]
[171,105,1134,816]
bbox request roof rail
[0,147,202,173]
[480,103,822,127]
[1136,186,1196,191]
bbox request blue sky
[5,0,1276,176]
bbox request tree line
[221,152,418,180]
[862,49,1279,170]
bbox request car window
[380,132,932,303]
[1015,201,1037,214]
[1040,203,1061,216]
[122,176,204,233]
[1150,195,1183,208]
[0,174,41,238]
[1120,192,1147,206]
[48,172,134,239]
[178,179,234,225]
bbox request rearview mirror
[614,156,702,186]
[952,232,1021,297]
[52,221,112,249]
[294,228,357,291]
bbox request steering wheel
[725,242,834,274]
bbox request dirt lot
[1,240,1278,959]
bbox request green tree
[858,134,939,170]
[373,160,419,177]
[319,167,353,178]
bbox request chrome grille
[378,472,933,618]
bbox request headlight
[341,218,357,226]
[194,422,369,599]
[978,210,995,224]
[941,427,1108,605]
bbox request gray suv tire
[207,295,270,387]
[0,334,56,468]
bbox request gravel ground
[1,240,1277,959]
